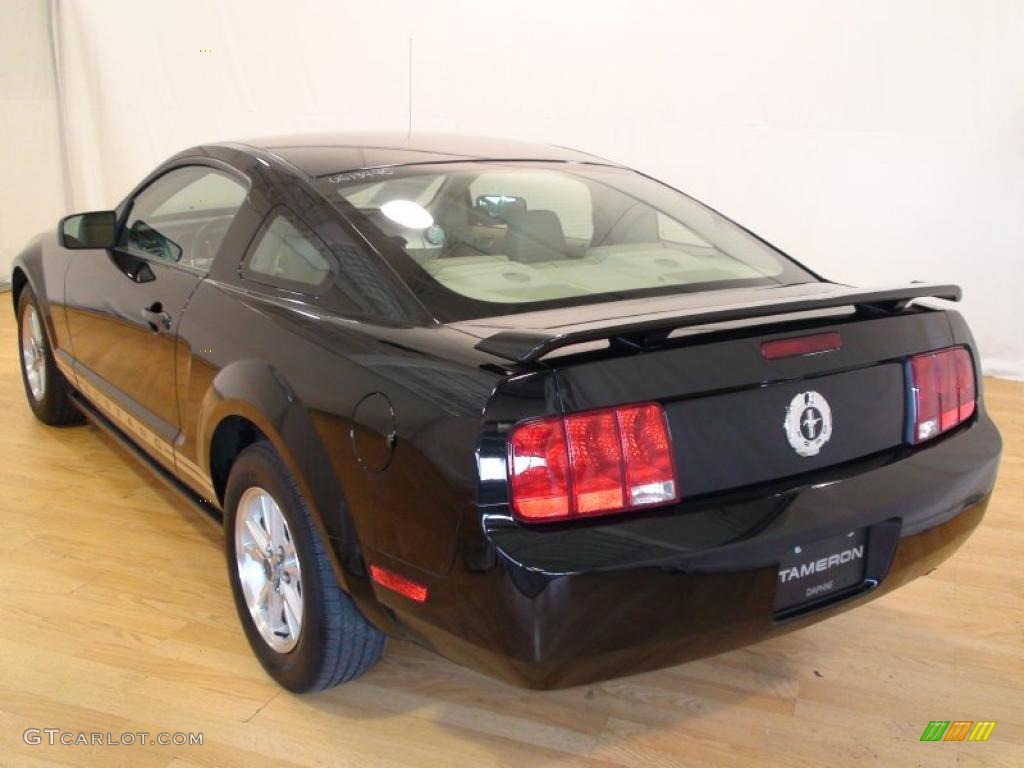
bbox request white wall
[0,0,66,285]
[31,0,1024,376]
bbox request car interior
[337,169,780,305]
[117,165,782,304]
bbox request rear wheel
[17,287,82,426]
[224,441,385,691]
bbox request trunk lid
[463,282,960,498]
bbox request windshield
[315,162,815,322]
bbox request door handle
[142,302,172,332]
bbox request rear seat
[504,209,571,264]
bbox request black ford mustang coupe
[12,133,1001,691]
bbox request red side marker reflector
[369,565,428,602]
[761,332,843,360]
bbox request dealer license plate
[774,529,867,612]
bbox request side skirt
[69,389,223,531]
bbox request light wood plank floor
[0,305,1021,768]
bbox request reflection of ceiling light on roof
[381,199,433,229]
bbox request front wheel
[17,287,82,426]
[224,441,385,692]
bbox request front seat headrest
[504,209,568,264]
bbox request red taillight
[566,410,624,514]
[370,564,428,602]
[619,404,677,507]
[508,403,678,522]
[908,346,976,444]
[507,418,570,520]
[761,332,843,360]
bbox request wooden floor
[0,306,1021,768]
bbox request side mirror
[474,194,527,220]
[125,219,182,263]
[59,210,117,249]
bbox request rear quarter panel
[176,280,500,582]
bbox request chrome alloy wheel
[21,305,46,402]
[235,487,304,653]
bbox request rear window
[316,162,815,321]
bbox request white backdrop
[0,0,66,290]
[8,0,1024,377]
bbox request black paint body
[11,133,1001,688]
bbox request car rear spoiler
[474,283,962,364]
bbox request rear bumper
[378,414,1000,689]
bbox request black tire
[17,287,83,426]
[224,440,385,692]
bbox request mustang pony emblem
[785,391,833,457]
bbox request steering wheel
[192,218,234,266]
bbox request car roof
[227,132,619,177]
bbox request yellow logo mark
[968,721,997,742]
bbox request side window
[120,166,248,274]
[241,208,335,293]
